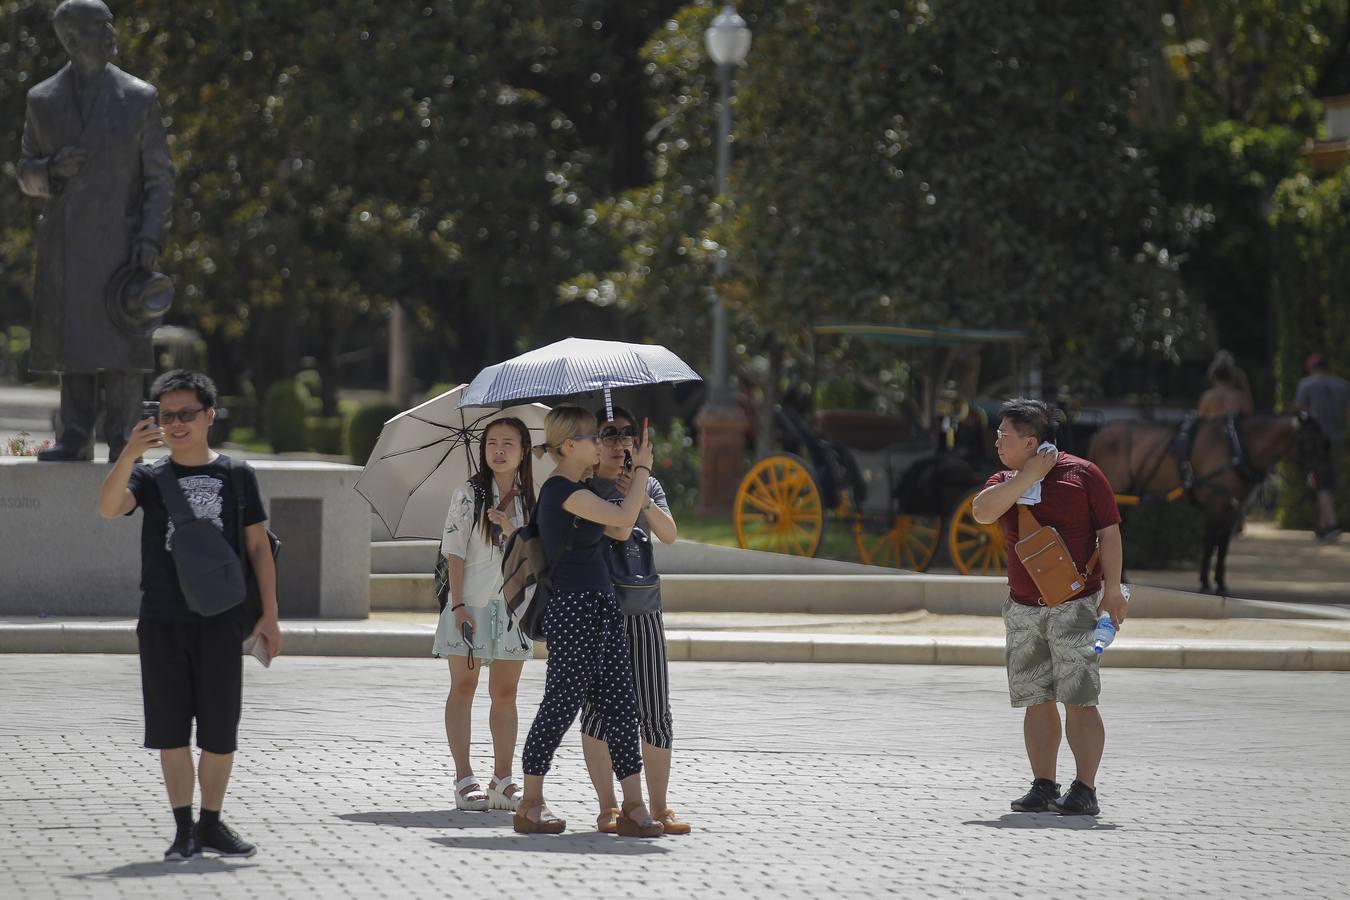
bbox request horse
[1086,413,1328,596]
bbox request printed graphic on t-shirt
[165,475,225,550]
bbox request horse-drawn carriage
[731,323,1025,574]
[731,322,1333,589]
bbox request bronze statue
[16,0,174,462]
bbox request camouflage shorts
[1002,592,1102,708]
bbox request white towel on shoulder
[1016,442,1058,506]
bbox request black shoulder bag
[605,527,661,616]
[153,460,246,617]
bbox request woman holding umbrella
[432,418,537,812]
[581,405,691,836]
[514,406,663,837]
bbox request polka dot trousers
[521,589,643,780]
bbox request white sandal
[487,774,522,811]
[454,775,489,811]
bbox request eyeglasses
[599,425,637,447]
[160,407,206,425]
[995,428,1030,441]
[568,432,600,444]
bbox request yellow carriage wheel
[733,454,825,557]
[947,489,1006,576]
[852,515,941,571]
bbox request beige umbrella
[355,385,553,540]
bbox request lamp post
[696,5,752,514]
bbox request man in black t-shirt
[99,370,281,862]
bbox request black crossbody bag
[153,460,247,617]
[605,527,661,616]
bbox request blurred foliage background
[2,0,1349,467]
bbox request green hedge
[307,416,347,456]
[423,382,458,403]
[651,419,701,512]
[346,401,399,466]
[264,380,310,454]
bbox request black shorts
[136,616,244,754]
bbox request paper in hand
[242,634,274,668]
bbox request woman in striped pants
[580,405,691,835]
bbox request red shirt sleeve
[1083,461,1122,531]
[983,469,1011,490]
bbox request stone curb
[2,620,1347,671]
[371,571,1350,621]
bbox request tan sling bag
[1015,505,1100,607]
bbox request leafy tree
[1144,0,1350,405]
[1,0,681,414]
[572,0,1201,440]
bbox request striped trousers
[580,610,673,750]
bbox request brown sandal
[615,800,663,838]
[513,798,566,835]
[655,808,691,835]
[596,807,620,834]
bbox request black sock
[199,808,221,830]
[173,806,193,836]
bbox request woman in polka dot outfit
[514,406,663,838]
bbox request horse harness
[1124,414,1266,506]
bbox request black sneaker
[197,820,257,858]
[164,827,197,862]
[1010,778,1061,812]
[1053,779,1100,816]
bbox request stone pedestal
[695,404,749,515]
[0,458,370,618]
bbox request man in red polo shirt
[973,399,1127,817]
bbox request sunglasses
[599,425,637,447]
[568,432,600,444]
[160,407,207,425]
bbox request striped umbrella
[458,338,702,418]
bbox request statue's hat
[105,264,173,337]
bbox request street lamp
[704,5,751,408]
[696,5,751,514]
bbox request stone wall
[0,458,370,618]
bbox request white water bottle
[1091,614,1116,654]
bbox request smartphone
[623,449,633,471]
[140,401,160,425]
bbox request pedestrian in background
[432,418,537,812]
[973,399,1127,817]
[513,406,662,837]
[1295,352,1350,543]
[581,406,690,836]
[98,370,280,861]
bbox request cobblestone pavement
[2,656,1347,899]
